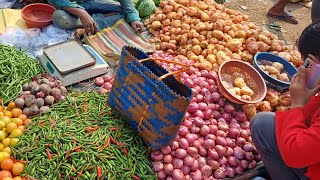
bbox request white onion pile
[150,52,260,180]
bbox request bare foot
[267,11,299,24]
[74,28,86,39]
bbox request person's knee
[250,112,275,137]
[52,10,79,30]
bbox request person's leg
[312,0,320,23]
[52,10,82,30]
[250,112,309,180]
[267,0,299,24]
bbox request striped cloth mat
[85,18,154,59]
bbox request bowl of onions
[217,60,267,104]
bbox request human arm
[118,0,144,33]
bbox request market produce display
[0,44,43,104]
[258,61,289,82]
[145,0,303,73]
[94,74,114,94]
[15,74,68,117]
[12,92,156,179]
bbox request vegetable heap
[149,52,260,179]
[0,103,30,179]
[0,44,42,104]
[94,74,115,94]
[145,0,303,73]
[12,92,156,180]
[14,74,68,117]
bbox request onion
[255,154,262,162]
[234,147,245,160]
[191,125,201,134]
[161,146,172,155]
[209,85,218,93]
[196,94,204,102]
[208,149,219,160]
[176,149,187,159]
[214,168,226,179]
[241,121,250,129]
[228,128,240,139]
[173,158,184,169]
[202,139,215,149]
[185,133,197,144]
[171,141,179,150]
[164,155,173,164]
[190,160,199,171]
[226,147,234,157]
[216,130,227,137]
[157,170,167,179]
[151,151,163,161]
[201,165,212,177]
[218,98,226,107]
[248,160,257,169]
[205,134,216,141]
[191,169,203,180]
[183,120,193,129]
[181,165,191,175]
[178,126,189,137]
[103,82,112,90]
[183,156,195,167]
[224,104,235,113]
[198,102,207,110]
[200,125,210,136]
[186,147,198,156]
[164,164,174,175]
[245,152,254,162]
[194,117,205,127]
[218,156,227,165]
[152,162,164,172]
[197,157,207,168]
[216,136,227,147]
[207,159,220,169]
[211,92,220,102]
[218,118,227,124]
[200,88,210,96]
[194,110,204,119]
[218,122,229,132]
[207,79,215,85]
[203,109,213,120]
[188,102,199,113]
[240,160,249,169]
[193,140,202,149]
[227,156,239,167]
[207,104,216,111]
[235,166,244,175]
[209,125,218,134]
[225,167,236,178]
[179,138,189,149]
[234,112,247,122]
[215,145,226,156]
[240,130,250,139]
[208,71,218,80]
[236,137,246,147]
[187,67,197,75]
[226,138,236,148]
[243,143,254,152]
[172,169,184,179]
[94,77,104,86]
[101,74,113,82]
[199,147,207,156]
[212,111,221,119]
[230,122,241,129]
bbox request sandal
[267,12,299,24]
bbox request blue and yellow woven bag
[108,46,193,150]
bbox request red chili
[111,127,119,131]
[123,148,128,157]
[46,149,52,159]
[76,109,79,117]
[65,149,71,159]
[110,136,126,146]
[131,175,140,180]
[97,166,102,179]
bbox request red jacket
[276,96,320,180]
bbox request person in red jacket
[251,22,320,180]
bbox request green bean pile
[12,92,156,180]
[0,44,43,104]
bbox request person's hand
[290,65,320,108]
[79,10,98,34]
[131,21,144,34]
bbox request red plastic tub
[21,3,56,29]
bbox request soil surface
[225,0,312,45]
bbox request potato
[233,87,241,95]
[241,95,252,101]
[222,81,232,89]
[259,65,266,71]
[228,88,237,96]
[272,62,284,71]
[278,73,289,82]
[240,86,254,96]
[234,77,246,88]
[265,66,279,74]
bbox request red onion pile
[150,53,260,180]
[94,74,114,94]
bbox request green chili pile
[12,92,156,180]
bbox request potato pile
[223,77,254,101]
[14,74,68,117]
[258,61,289,82]
[145,0,303,73]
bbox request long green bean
[12,92,156,180]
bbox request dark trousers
[250,112,309,180]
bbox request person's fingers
[308,54,320,63]
[93,22,98,33]
[137,24,144,33]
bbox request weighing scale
[39,40,110,86]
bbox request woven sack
[108,46,192,150]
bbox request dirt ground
[225,0,312,45]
